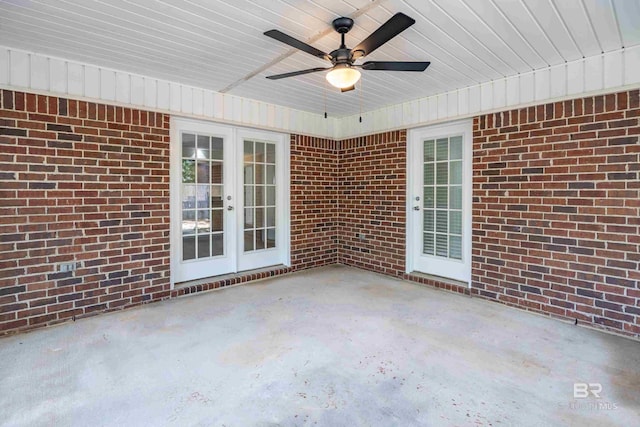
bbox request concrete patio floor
[1,265,638,426]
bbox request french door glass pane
[255,208,265,229]
[244,230,254,251]
[244,208,254,229]
[449,235,462,259]
[244,186,254,207]
[424,163,434,186]
[197,210,211,232]
[422,134,464,261]
[450,136,463,160]
[436,210,448,233]
[266,165,276,184]
[266,186,276,205]
[244,140,277,253]
[266,207,276,227]
[183,236,195,261]
[450,161,462,185]
[423,210,434,231]
[424,140,435,162]
[182,210,195,235]
[197,135,210,160]
[211,210,223,232]
[197,235,211,258]
[211,138,223,160]
[211,187,224,208]
[450,211,462,235]
[436,138,448,161]
[423,232,434,255]
[181,132,224,261]
[266,228,276,248]
[450,186,462,210]
[436,163,448,184]
[436,187,448,208]
[196,185,209,209]
[255,164,265,184]
[256,228,266,249]
[212,234,224,256]
[182,134,196,158]
[255,186,265,206]
[211,162,223,184]
[435,234,448,257]
[266,144,276,163]
[255,142,265,162]
[182,160,195,183]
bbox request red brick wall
[337,131,407,277]
[334,131,468,295]
[0,89,172,333]
[332,94,639,338]
[473,89,640,336]
[2,88,638,338]
[0,90,339,334]
[290,135,338,269]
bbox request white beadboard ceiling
[0,0,638,117]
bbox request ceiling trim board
[1,45,637,141]
[336,45,640,139]
[0,46,337,139]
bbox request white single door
[407,120,472,284]
[171,119,289,285]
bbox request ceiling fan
[264,12,430,92]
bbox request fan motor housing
[330,48,352,66]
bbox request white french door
[236,129,287,272]
[406,120,472,284]
[170,118,289,285]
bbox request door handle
[227,206,234,211]
[413,206,420,211]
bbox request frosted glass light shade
[326,66,361,89]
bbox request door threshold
[174,264,290,291]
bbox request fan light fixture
[326,65,361,89]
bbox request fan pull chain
[324,79,328,119]
[359,78,363,123]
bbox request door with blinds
[407,120,472,284]
[170,119,289,284]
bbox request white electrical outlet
[59,262,76,272]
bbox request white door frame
[406,119,473,285]
[170,117,290,287]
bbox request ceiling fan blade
[362,61,430,71]
[340,85,356,93]
[351,13,415,58]
[265,67,329,80]
[264,30,330,61]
